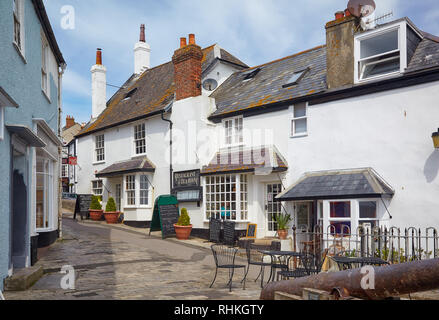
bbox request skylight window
[242,68,261,81]
[283,68,309,88]
[123,88,138,101]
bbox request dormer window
[354,21,414,83]
[242,68,261,81]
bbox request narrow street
[4,217,263,300]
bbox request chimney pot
[180,37,187,48]
[96,48,102,65]
[140,24,145,42]
[188,34,196,45]
[335,11,345,20]
[344,8,352,17]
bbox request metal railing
[293,225,439,265]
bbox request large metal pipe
[260,258,439,300]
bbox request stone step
[4,266,43,291]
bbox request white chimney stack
[134,24,150,75]
[91,48,107,120]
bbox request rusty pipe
[260,258,439,300]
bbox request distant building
[0,0,65,291]
[61,116,82,193]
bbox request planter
[104,212,120,224]
[174,224,193,240]
[278,229,288,240]
[89,209,103,221]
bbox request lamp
[432,129,439,149]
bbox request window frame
[91,179,103,197]
[354,21,410,83]
[222,116,244,147]
[0,106,4,141]
[13,0,25,56]
[133,122,146,156]
[41,33,50,97]
[36,157,54,231]
[94,134,105,163]
[123,173,152,209]
[291,102,308,138]
[203,173,249,222]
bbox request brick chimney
[91,48,107,120]
[325,10,360,89]
[172,34,203,101]
[134,24,151,75]
[65,115,75,129]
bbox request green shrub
[274,212,292,230]
[90,195,102,210]
[176,208,191,226]
[105,197,117,212]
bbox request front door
[115,184,122,212]
[265,183,282,237]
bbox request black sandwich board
[209,218,221,243]
[223,221,236,246]
[149,195,180,239]
[74,194,93,220]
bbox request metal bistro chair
[244,242,279,288]
[210,244,246,292]
[277,253,316,280]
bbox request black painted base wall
[191,228,247,242]
[123,220,151,228]
[37,229,59,248]
[30,235,39,266]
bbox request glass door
[115,184,122,212]
[266,183,282,237]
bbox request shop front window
[36,157,53,229]
[205,174,248,221]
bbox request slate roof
[62,123,82,145]
[95,156,155,178]
[209,45,327,120]
[77,45,247,138]
[406,37,439,73]
[200,145,287,175]
[276,168,394,201]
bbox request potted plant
[275,212,292,240]
[174,208,192,240]
[104,197,120,224]
[89,195,103,221]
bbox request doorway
[265,183,282,237]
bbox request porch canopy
[200,145,288,176]
[6,125,46,147]
[95,156,155,178]
[276,168,394,201]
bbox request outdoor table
[258,250,304,282]
[331,256,389,270]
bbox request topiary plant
[176,208,191,226]
[90,195,102,210]
[105,197,117,212]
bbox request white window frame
[0,106,4,141]
[123,173,152,209]
[41,33,50,98]
[133,122,146,156]
[139,174,151,207]
[91,180,103,197]
[291,102,308,137]
[13,0,25,57]
[203,173,249,222]
[94,134,105,163]
[61,164,68,178]
[125,174,136,207]
[354,21,411,84]
[36,157,54,231]
[222,116,243,147]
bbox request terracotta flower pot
[89,209,103,221]
[278,229,288,240]
[174,224,193,240]
[104,212,120,224]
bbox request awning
[200,145,288,176]
[96,156,155,178]
[6,125,46,147]
[276,168,394,201]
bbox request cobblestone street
[4,217,264,300]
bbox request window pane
[362,53,400,79]
[330,201,351,218]
[330,221,351,235]
[360,29,399,59]
[359,201,377,219]
[294,103,306,118]
[294,118,307,134]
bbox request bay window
[36,157,53,229]
[92,180,103,197]
[125,175,136,206]
[328,201,351,235]
[124,174,152,208]
[205,174,248,221]
[139,175,149,205]
[359,200,379,230]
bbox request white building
[75,13,439,240]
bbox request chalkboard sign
[74,194,93,220]
[150,195,180,239]
[246,223,257,239]
[223,221,235,246]
[209,218,221,243]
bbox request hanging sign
[68,156,77,165]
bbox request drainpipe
[161,110,173,194]
[58,63,66,239]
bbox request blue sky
[42,0,439,126]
